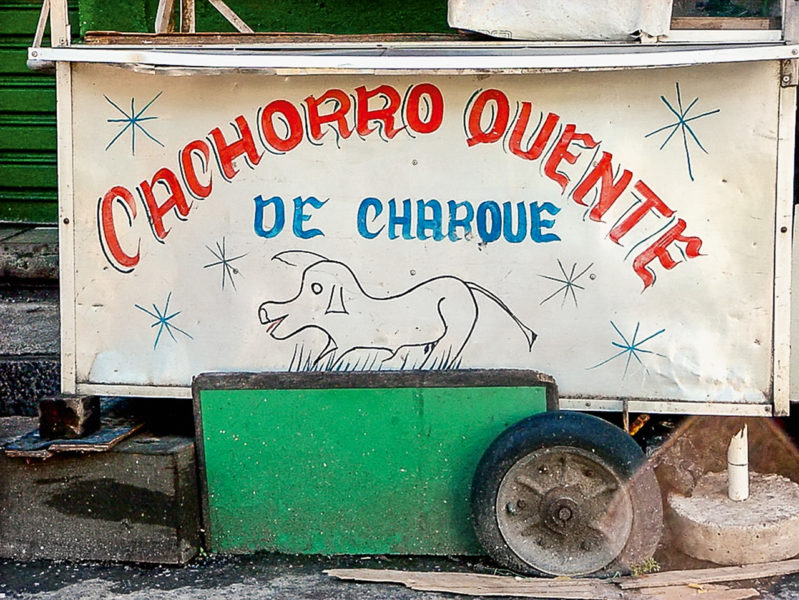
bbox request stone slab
[0,226,58,280]
[4,227,58,245]
[0,228,26,243]
[0,431,201,564]
[668,471,799,565]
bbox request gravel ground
[3,554,799,600]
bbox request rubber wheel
[471,411,662,577]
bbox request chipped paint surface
[68,61,782,404]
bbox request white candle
[728,425,749,501]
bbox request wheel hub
[495,446,634,576]
[543,491,581,533]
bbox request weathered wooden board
[325,568,762,599]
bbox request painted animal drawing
[258,251,537,370]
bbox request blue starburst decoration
[589,321,666,378]
[203,237,246,290]
[105,91,165,155]
[135,292,193,350]
[645,82,720,182]
[539,260,594,308]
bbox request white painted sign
[69,60,781,404]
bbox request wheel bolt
[558,507,573,521]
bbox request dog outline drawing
[258,250,536,370]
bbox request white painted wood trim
[30,43,799,74]
[32,0,51,49]
[155,0,176,34]
[77,383,193,399]
[48,0,70,47]
[773,81,797,416]
[73,385,777,415]
[661,30,781,43]
[206,0,253,34]
[55,62,76,395]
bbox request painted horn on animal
[271,250,330,270]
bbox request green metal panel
[0,1,76,224]
[0,116,56,150]
[0,78,55,112]
[1,153,57,187]
[197,380,549,555]
[0,197,57,222]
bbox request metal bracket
[781,59,798,87]
[27,0,55,72]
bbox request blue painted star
[539,260,594,308]
[645,82,720,181]
[203,237,246,290]
[135,292,193,350]
[589,321,666,378]
[105,91,165,155]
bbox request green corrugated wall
[0,0,449,224]
[0,1,77,223]
[76,0,450,37]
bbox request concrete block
[668,471,799,565]
[39,396,101,439]
[0,432,201,564]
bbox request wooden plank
[772,82,796,416]
[82,31,481,45]
[4,421,144,459]
[670,17,779,30]
[639,586,759,600]
[155,0,176,34]
[325,569,622,599]
[618,558,799,589]
[205,0,253,33]
[181,0,195,33]
[48,0,70,47]
[32,0,51,49]
[54,56,75,393]
[325,569,764,599]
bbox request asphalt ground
[3,553,799,600]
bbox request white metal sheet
[68,61,781,403]
[447,0,671,41]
